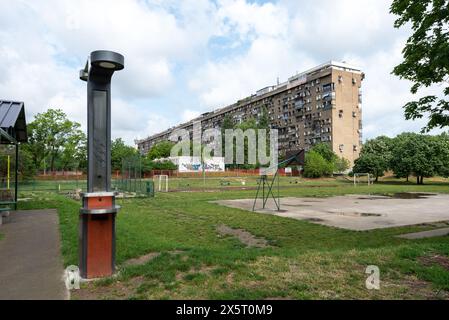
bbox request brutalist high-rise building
[136,61,364,165]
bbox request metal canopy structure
[0,101,27,144]
[0,100,28,211]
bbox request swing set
[252,149,304,212]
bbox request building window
[339,144,344,152]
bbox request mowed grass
[18,177,449,299]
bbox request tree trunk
[420,176,424,185]
[406,175,409,182]
[416,176,420,185]
[50,154,55,173]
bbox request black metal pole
[14,143,18,210]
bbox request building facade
[136,61,364,165]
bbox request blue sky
[0,0,444,145]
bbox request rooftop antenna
[276,77,280,85]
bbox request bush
[142,159,177,172]
[303,151,334,178]
[335,157,350,173]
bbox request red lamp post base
[79,193,119,279]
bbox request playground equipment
[78,50,124,279]
[252,150,304,211]
[353,173,373,186]
[0,101,28,215]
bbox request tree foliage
[391,0,449,131]
[310,143,338,165]
[147,141,175,160]
[354,132,449,184]
[111,138,137,171]
[353,136,392,181]
[390,132,449,184]
[23,109,86,172]
[334,157,350,173]
[303,150,334,178]
[306,143,350,175]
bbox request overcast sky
[0,0,444,145]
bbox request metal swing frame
[252,149,304,212]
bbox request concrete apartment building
[136,61,364,165]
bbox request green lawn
[18,178,449,299]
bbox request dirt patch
[122,252,160,267]
[419,254,449,270]
[175,265,216,281]
[217,225,270,248]
[71,276,144,300]
[122,250,185,268]
[393,276,449,300]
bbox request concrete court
[0,209,68,300]
[214,193,449,231]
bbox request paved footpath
[0,210,68,300]
[397,227,449,240]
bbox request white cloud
[138,113,174,140]
[0,0,220,144]
[0,0,443,147]
[181,109,202,122]
[217,0,289,40]
[189,0,440,140]
[190,36,316,108]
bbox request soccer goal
[154,175,169,192]
[353,173,373,186]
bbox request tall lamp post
[79,50,124,279]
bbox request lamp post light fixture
[79,50,124,279]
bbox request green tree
[18,147,36,180]
[391,0,449,131]
[111,138,137,171]
[353,153,388,182]
[221,114,234,132]
[310,143,338,164]
[335,157,350,173]
[75,140,87,171]
[24,109,85,172]
[353,136,392,181]
[303,150,334,178]
[309,143,344,173]
[431,132,449,177]
[390,133,437,184]
[258,106,270,130]
[59,131,86,170]
[147,141,175,160]
[236,118,260,169]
